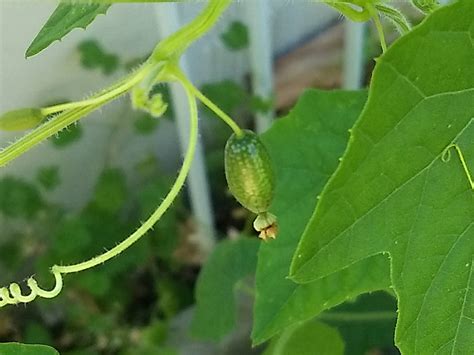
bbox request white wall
[0,1,336,210]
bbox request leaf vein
[298,117,473,276]
[381,60,427,98]
[413,222,473,353]
[451,254,474,355]
[397,169,429,346]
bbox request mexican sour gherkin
[224,129,277,241]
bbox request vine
[0,0,438,308]
[0,0,238,308]
[0,65,199,307]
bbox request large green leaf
[252,90,392,344]
[290,1,474,354]
[0,343,59,355]
[191,238,259,341]
[263,320,345,355]
[26,3,110,58]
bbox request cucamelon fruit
[224,129,277,241]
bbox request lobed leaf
[290,1,474,353]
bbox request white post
[343,21,366,90]
[153,3,216,254]
[244,0,274,133]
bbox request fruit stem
[41,64,153,116]
[167,65,244,137]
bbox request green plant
[0,0,473,354]
[0,0,240,308]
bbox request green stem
[368,4,387,53]
[41,70,147,115]
[168,65,243,137]
[55,74,199,274]
[0,64,152,168]
[412,0,439,13]
[375,4,411,34]
[151,0,232,62]
[189,82,243,137]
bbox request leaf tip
[24,47,35,59]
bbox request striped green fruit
[225,129,277,241]
[225,129,274,214]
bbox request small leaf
[50,123,82,148]
[91,168,127,215]
[0,343,59,355]
[263,321,345,355]
[220,21,249,51]
[150,84,174,119]
[131,87,168,118]
[37,166,61,190]
[26,3,110,58]
[78,39,119,75]
[252,90,391,344]
[191,238,259,341]
[0,177,44,218]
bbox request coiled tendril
[442,143,474,190]
[0,267,63,307]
